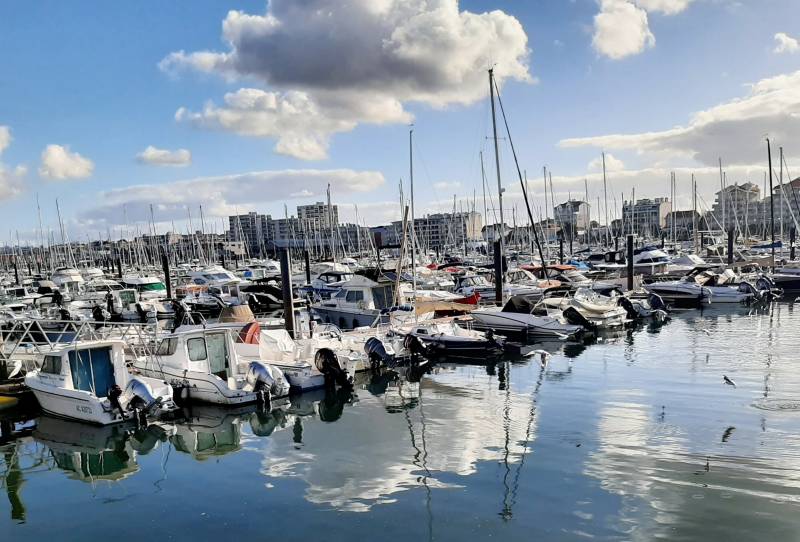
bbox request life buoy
[238,321,261,344]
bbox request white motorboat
[25,339,176,425]
[132,327,290,405]
[311,275,400,329]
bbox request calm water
[3,303,800,541]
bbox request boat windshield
[140,282,166,292]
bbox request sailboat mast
[489,68,504,303]
[602,151,610,247]
[409,129,417,302]
[767,138,775,264]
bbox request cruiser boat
[311,275,399,330]
[540,288,628,329]
[643,279,709,307]
[25,339,176,425]
[121,275,167,300]
[132,327,290,405]
[51,267,85,293]
[398,318,505,361]
[470,298,584,340]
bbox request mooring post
[161,248,172,299]
[116,257,123,279]
[727,228,734,266]
[791,227,796,261]
[493,240,503,306]
[12,256,18,286]
[280,248,296,338]
[626,234,634,291]
[304,250,311,285]
[559,236,564,265]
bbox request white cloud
[0,126,25,201]
[774,32,799,54]
[80,168,385,226]
[592,0,655,60]
[161,0,531,160]
[588,153,626,172]
[591,0,695,60]
[39,144,94,180]
[433,181,462,191]
[560,70,800,166]
[635,0,693,15]
[0,126,10,155]
[136,145,192,167]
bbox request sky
[1,0,799,242]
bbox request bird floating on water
[723,375,736,387]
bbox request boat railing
[0,318,160,363]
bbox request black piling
[791,227,796,260]
[304,250,311,285]
[559,236,564,265]
[727,228,734,266]
[279,248,295,338]
[161,248,172,299]
[12,256,18,286]
[493,240,503,306]
[626,234,634,291]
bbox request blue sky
[1,0,799,241]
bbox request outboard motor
[135,302,148,323]
[315,348,353,388]
[110,377,162,425]
[244,361,290,404]
[617,296,640,320]
[647,293,667,312]
[562,306,597,332]
[403,334,431,360]
[364,337,392,370]
[738,281,762,303]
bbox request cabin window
[156,338,178,356]
[68,347,115,398]
[345,290,364,303]
[187,338,207,361]
[334,289,347,299]
[206,333,229,377]
[41,355,62,375]
[372,286,394,309]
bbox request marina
[2,0,800,539]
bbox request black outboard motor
[364,337,392,370]
[403,334,431,360]
[648,292,666,311]
[562,306,596,332]
[315,348,353,388]
[617,296,640,320]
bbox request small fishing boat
[25,339,176,425]
[132,327,290,405]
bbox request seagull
[723,375,736,387]
[705,353,710,364]
[532,349,551,366]
[722,426,736,442]
[701,328,712,336]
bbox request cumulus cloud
[136,145,192,166]
[559,70,800,166]
[39,144,94,180]
[0,126,10,155]
[161,0,531,159]
[774,32,799,54]
[0,126,25,201]
[80,168,385,226]
[635,0,693,15]
[592,0,655,60]
[592,0,694,60]
[588,153,625,172]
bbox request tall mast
[767,139,775,264]
[489,68,504,302]
[718,158,725,232]
[692,174,698,253]
[409,128,417,302]
[780,146,784,244]
[602,151,610,246]
[327,183,336,263]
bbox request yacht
[311,275,400,329]
[51,267,85,293]
[25,339,176,425]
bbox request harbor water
[2,303,800,541]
